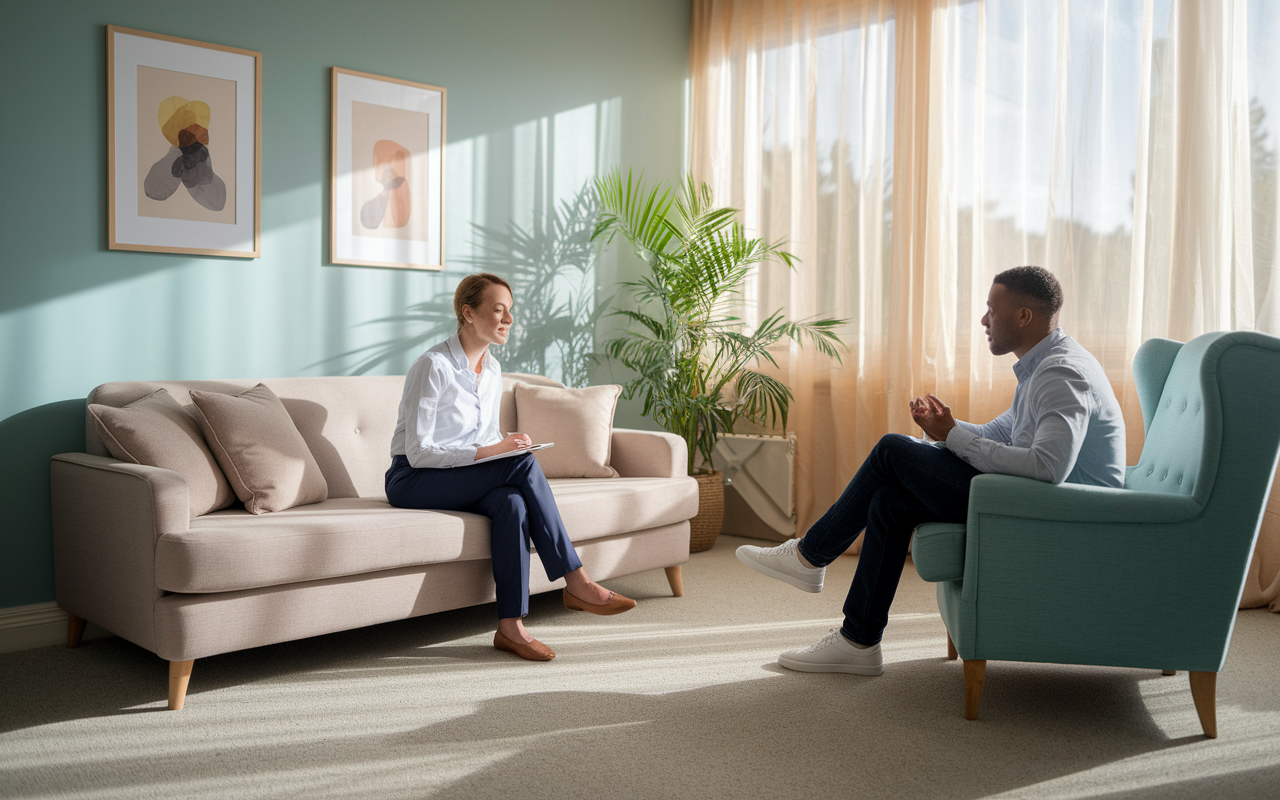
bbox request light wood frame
[107,25,262,258]
[330,67,447,270]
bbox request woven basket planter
[689,470,725,552]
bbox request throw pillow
[513,383,622,478]
[89,388,235,517]
[189,383,329,514]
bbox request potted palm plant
[592,170,845,551]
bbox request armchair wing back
[914,331,1280,734]
[1125,332,1280,640]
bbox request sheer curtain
[691,0,901,551]
[691,0,1280,609]
[1243,0,1280,609]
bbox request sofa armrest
[51,453,191,653]
[610,428,687,478]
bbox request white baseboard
[0,602,113,654]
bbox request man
[737,266,1126,675]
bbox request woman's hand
[506,432,532,449]
[474,433,532,461]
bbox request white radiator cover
[710,433,797,542]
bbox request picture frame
[330,67,446,270]
[107,25,261,258]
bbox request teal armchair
[912,331,1280,737]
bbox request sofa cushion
[156,476,699,593]
[190,383,329,514]
[514,383,622,478]
[912,523,967,583]
[86,376,406,500]
[89,389,235,517]
[500,372,565,435]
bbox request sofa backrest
[86,372,564,499]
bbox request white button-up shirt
[944,328,1126,487]
[390,334,503,469]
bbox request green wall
[0,0,689,609]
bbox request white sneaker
[736,538,825,593]
[778,628,883,675]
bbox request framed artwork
[107,25,261,258]
[331,67,446,270]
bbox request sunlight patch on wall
[0,97,626,417]
[324,98,624,387]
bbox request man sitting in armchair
[737,266,1127,675]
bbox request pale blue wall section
[0,0,688,608]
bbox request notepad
[470,443,555,465]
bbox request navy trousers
[385,452,582,619]
[797,434,981,646]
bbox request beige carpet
[2,534,1278,800]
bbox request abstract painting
[108,26,260,257]
[332,68,445,270]
[350,101,429,240]
[136,66,235,223]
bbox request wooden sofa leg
[946,633,957,661]
[664,565,684,597]
[1189,671,1217,739]
[963,659,987,721]
[1162,670,1176,676]
[169,660,194,711]
[66,615,86,649]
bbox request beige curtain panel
[690,0,1280,610]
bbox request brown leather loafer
[563,589,637,616]
[493,630,555,661]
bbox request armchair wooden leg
[66,615,86,649]
[664,565,684,597]
[946,633,957,661]
[168,660,194,711]
[1162,670,1176,676]
[1189,671,1217,739]
[963,659,987,721]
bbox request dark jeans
[385,452,582,619]
[797,433,980,646]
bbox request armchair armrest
[609,428,688,479]
[957,474,1234,669]
[967,474,1203,525]
[964,476,1205,605]
[50,453,191,653]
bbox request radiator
[711,433,797,542]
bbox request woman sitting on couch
[384,272,635,661]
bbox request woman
[385,272,635,661]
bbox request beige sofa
[51,374,698,709]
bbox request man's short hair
[993,266,1063,319]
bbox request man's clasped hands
[910,394,957,443]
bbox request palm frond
[592,169,677,259]
[734,369,795,430]
[776,316,849,363]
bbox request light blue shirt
[944,328,1126,487]
[390,334,503,469]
